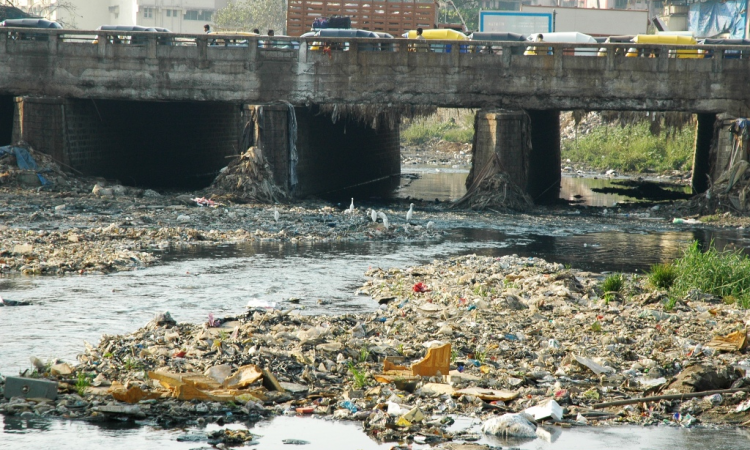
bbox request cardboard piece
[411,343,451,377]
[707,330,748,352]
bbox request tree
[1,0,78,28]
[214,0,286,34]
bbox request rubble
[3,254,750,444]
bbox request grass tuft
[671,241,750,308]
[648,263,678,290]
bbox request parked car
[0,18,62,41]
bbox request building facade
[13,0,227,32]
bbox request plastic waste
[523,399,563,421]
[481,412,537,437]
[339,400,358,413]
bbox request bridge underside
[12,97,240,189]
[0,95,13,146]
[10,97,401,195]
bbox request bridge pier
[250,104,401,198]
[469,109,561,204]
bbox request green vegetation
[358,346,370,363]
[670,241,750,308]
[214,0,285,32]
[602,273,624,303]
[76,372,92,396]
[401,111,474,145]
[348,362,368,389]
[123,357,143,371]
[648,263,678,290]
[562,122,694,173]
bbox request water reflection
[4,413,750,450]
[393,167,693,207]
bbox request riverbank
[2,253,749,448]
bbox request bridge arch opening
[403,109,708,207]
[0,95,13,146]
[14,97,242,190]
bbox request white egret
[371,209,377,223]
[273,206,280,222]
[377,211,389,229]
[406,203,414,222]
[344,198,354,214]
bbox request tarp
[526,32,597,43]
[403,29,468,40]
[688,0,747,39]
[314,28,380,38]
[470,32,526,42]
[0,145,51,185]
[1,18,62,29]
[633,35,697,45]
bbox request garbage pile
[0,142,88,191]
[208,146,287,204]
[454,154,533,211]
[681,160,750,216]
[3,254,750,444]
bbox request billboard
[522,6,648,36]
[478,11,553,34]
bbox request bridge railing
[3,27,750,61]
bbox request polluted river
[3,160,750,450]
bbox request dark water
[2,171,750,448]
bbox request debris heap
[208,146,287,204]
[454,154,533,211]
[3,254,750,445]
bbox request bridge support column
[692,113,716,194]
[251,104,401,198]
[469,109,560,203]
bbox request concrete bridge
[1,29,746,199]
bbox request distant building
[12,0,228,32]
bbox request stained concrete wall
[0,95,13,146]
[13,96,241,189]
[470,109,561,203]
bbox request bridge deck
[1,29,748,114]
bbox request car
[0,18,62,41]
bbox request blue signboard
[478,11,553,34]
